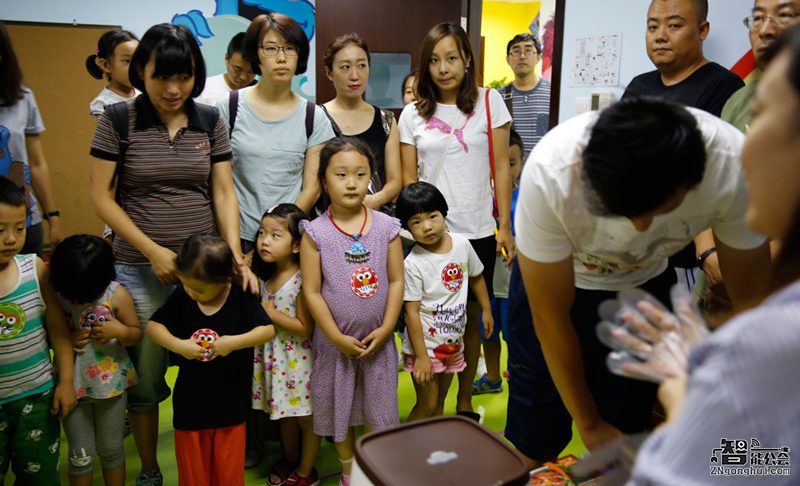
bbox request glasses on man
[259,44,299,57]
[743,11,798,30]
[509,46,539,58]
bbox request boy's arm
[360,236,404,358]
[468,275,494,338]
[37,258,76,418]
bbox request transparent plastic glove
[596,285,709,383]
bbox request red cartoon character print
[79,305,113,331]
[433,337,462,359]
[441,263,464,292]
[191,328,219,362]
[350,266,379,299]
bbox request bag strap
[228,89,239,136]
[318,104,343,137]
[107,101,130,200]
[305,101,315,140]
[486,89,499,218]
[501,84,514,121]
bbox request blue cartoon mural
[173,0,317,100]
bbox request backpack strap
[107,101,130,199]
[305,101,315,140]
[228,89,239,136]
[318,104,342,137]
[194,102,220,148]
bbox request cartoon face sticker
[0,302,26,339]
[350,266,379,299]
[191,328,219,362]
[79,305,112,331]
[433,337,462,359]
[441,263,464,292]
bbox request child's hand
[212,335,236,358]
[175,338,207,360]
[481,310,495,339]
[89,317,127,344]
[52,381,77,418]
[71,329,92,353]
[412,355,434,384]
[335,334,367,358]
[359,328,391,359]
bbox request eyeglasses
[509,47,539,58]
[259,44,299,57]
[743,11,798,30]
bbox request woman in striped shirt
[89,24,253,486]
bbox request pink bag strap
[486,89,499,218]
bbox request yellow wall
[481,1,540,87]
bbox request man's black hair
[227,32,246,58]
[582,97,706,218]
[506,33,542,55]
[396,181,449,230]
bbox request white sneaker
[476,356,487,379]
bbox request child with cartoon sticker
[250,203,319,486]
[49,234,142,486]
[0,176,76,485]
[147,234,275,486]
[396,181,493,421]
[300,137,403,486]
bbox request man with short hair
[505,98,770,467]
[196,32,256,105]
[623,0,744,116]
[501,33,551,157]
[722,0,800,132]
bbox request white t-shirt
[398,88,513,239]
[514,108,766,290]
[89,87,138,117]
[401,233,484,358]
[196,74,231,106]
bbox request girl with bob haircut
[0,20,63,254]
[320,32,401,216]
[216,12,334,252]
[397,21,514,421]
[90,22,254,486]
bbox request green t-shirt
[721,73,760,133]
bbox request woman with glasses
[320,33,401,216]
[217,13,334,254]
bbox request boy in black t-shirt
[148,234,274,486]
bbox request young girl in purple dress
[300,137,403,486]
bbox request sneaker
[472,374,503,395]
[135,469,163,486]
[285,469,320,486]
[476,356,487,378]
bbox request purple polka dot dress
[301,209,400,441]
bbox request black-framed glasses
[259,44,299,57]
[509,47,539,58]
[743,11,798,30]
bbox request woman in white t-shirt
[86,30,139,117]
[397,21,514,419]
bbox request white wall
[559,0,753,122]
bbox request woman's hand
[146,245,178,285]
[235,260,259,295]
[496,226,515,267]
[47,216,63,247]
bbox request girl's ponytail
[86,53,104,79]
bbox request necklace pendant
[345,237,370,263]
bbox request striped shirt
[0,254,53,404]
[504,79,551,156]
[90,95,232,265]
[628,280,800,485]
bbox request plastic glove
[596,285,709,383]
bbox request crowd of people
[0,0,799,485]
